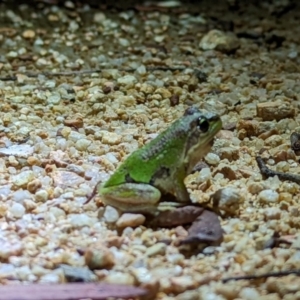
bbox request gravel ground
[1,1,300,299]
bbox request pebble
[256,101,295,121]
[205,153,220,165]
[101,132,122,145]
[104,271,136,285]
[211,187,242,214]
[68,214,97,228]
[75,139,92,151]
[59,264,97,282]
[0,240,23,259]
[22,29,35,39]
[263,207,281,220]
[145,243,167,257]
[199,29,240,53]
[47,94,61,105]
[27,179,42,193]
[12,190,32,203]
[11,171,35,187]
[35,190,49,202]
[23,199,37,211]
[258,189,279,203]
[117,75,137,86]
[103,205,120,223]
[52,171,85,188]
[170,276,196,294]
[8,203,25,218]
[239,287,261,299]
[0,144,34,158]
[116,213,145,228]
[84,248,115,270]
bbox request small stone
[27,179,42,193]
[103,206,120,223]
[35,190,49,202]
[84,247,115,270]
[75,139,92,151]
[39,272,63,283]
[47,94,61,104]
[0,144,34,158]
[22,29,35,39]
[257,101,295,121]
[52,171,85,188]
[59,264,97,282]
[101,132,122,145]
[12,190,32,203]
[145,243,167,257]
[239,287,261,300]
[205,153,220,165]
[258,189,279,203]
[116,213,145,228]
[12,171,35,187]
[64,117,84,128]
[218,147,239,161]
[9,203,25,218]
[104,271,135,285]
[23,199,37,211]
[211,187,242,215]
[117,75,137,86]
[170,276,196,294]
[68,214,97,228]
[66,164,85,176]
[263,207,281,220]
[199,29,240,53]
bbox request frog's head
[183,107,222,172]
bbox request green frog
[86,107,222,215]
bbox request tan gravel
[1,1,300,299]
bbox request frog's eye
[198,117,209,132]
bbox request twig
[84,180,101,204]
[256,156,300,185]
[222,269,300,283]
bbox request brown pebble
[45,164,56,173]
[257,101,295,121]
[64,116,84,128]
[236,119,259,137]
[170,94,179,106]
[27,179,42,193]
[84,247,115,270]
[218,147,239,161]
[27,156,41,166]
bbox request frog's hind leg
[100,183,161,214]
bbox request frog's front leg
[100,183,161,214]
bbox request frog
[85,107,222,215]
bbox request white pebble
[69,214,97,227]
[197,167,211,182]
[205,153,220,165]
[117,75,137,86]
[9,203,26,218]
[47,94,61,104]
[239,287,260,300]
[12,171,35,187]
[75,139,91,151]
[35,190,49,202]
[258,189,279,203]
[12,190,32,203]
[116,213,145,228]
[103,206,120,223]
